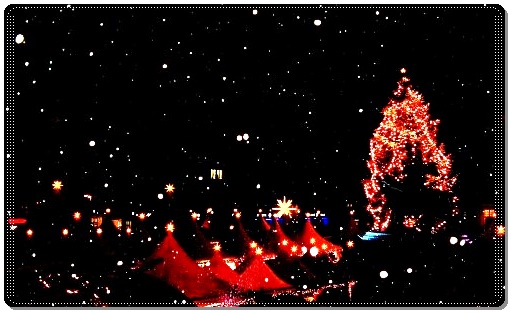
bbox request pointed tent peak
[237,255,292,292]
[260,214,271,232]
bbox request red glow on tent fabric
[236,255,292,292]
[148,231,229,299]
[297,219,342,261]
[273,218,303,257]
[207,250,240,285]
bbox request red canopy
[148,233,229,299]
[297,219,343,259]
[208,250,240,285]
[237,255,292,292]
[273,218,304,257]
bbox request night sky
[13,6,497,218]
[5,5,505,306]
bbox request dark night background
[5,4,504,307]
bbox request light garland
[363,70,457,231]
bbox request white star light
[15,34,25,44]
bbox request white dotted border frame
[4,4,505,307]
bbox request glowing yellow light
[255,247,263,255]
[138,213,145,220]
[250,241,258,249]
[96,228,102,235]
[282,240,288,246]
[52,180,63,191]
[165,184,175,193]
[235,212,241,219]
[126,227,132,235]
[321,243,328,250]
[27,229,33,237]
[291,245,298,253]
[213,243,221,251]
[105,208,111,214]
[272,196,297,218]
[400,68,407,74]
[310,238,316,244]
[166,223,175,232]
[191,212,199,220]
[73,212,81,221]
[62,228,69,236]
[496,225,505,236]
[347,240,354,248]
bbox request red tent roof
[237,255,292,292]
[208,251,240,285]
[273,218,304,257]
[148,233,229,299]
[297,219,343,259]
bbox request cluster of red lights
[363,70,457,231]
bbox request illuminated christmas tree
[363,69,457,232]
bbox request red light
[363,75,456,231]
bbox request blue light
[358,231,390,241]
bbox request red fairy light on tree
[363,69,457,231]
